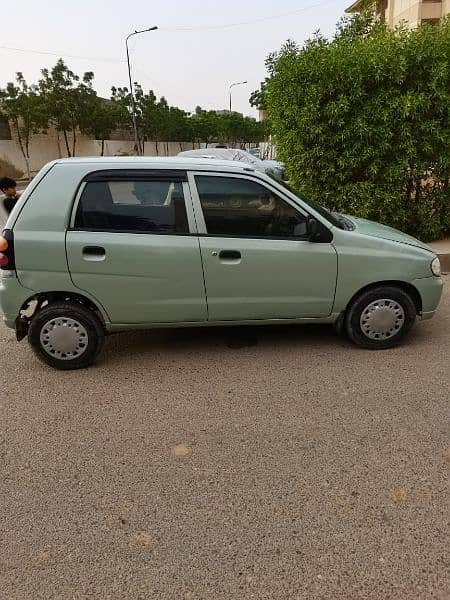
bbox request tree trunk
[101,138,105,156]
[24,140,31,181]
[22,155,31,180]
[411,179,422,230]
[72,128,77,157]
[56,133,62,159]
[63,130,71,157]
[14,121,31,179]
[155,140,159,156]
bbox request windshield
[268,175,347,230]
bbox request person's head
[0,177,17,198]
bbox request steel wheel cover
[360,299,405,340]
[40,317,88,360]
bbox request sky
[0,0,351,117]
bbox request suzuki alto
[0,157,443,369]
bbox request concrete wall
[390,0,421,27]
[0,133,203,178]
[388,0,448,27]
[348,0,450,26]
[0,123,264,178]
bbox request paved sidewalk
[430,238,450,274]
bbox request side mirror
[308,217,319,242]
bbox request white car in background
[177,148,284,179]
[262,159,285,179]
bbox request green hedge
[266,15,450,242]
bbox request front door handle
[82,246,106,261]
[219,250,241,261]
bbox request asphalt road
[0,274,448,599]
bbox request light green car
[0,157,443,369]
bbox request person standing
[0,177,21,215]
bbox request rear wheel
[345,286,416,349]
[28,302,104,370]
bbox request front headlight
[431,257,441,276]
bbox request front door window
[194,175,308,238]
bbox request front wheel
[345,286,417,349]
[28,302,104,370]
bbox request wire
[0,45,124,63]
[161,0,336,31]
[0,0,335,63]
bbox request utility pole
[125,26,158,155]
[229,80,247,114]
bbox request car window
[74,180,189,234]
[195,175,308,238]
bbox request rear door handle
[218,250,241,260]
[82,246,106,261]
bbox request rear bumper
[413,275,444,320]
[0,274,34,329]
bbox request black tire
[345,286,416,349]
[28,302,105,370]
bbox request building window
[376,0,388,14]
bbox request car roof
[178,148,267,168]
[179,148,236,155]
[53,156,257,173]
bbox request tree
[1,63,269,166]
[111,86,191,155]
[110,85,132,125]
[0,73,45,178]
[38,59,96,157]
[81,96,122,156]
[166,106,190,151]
[219,112,267,148]
[139,90,164,154]
[265,14,450,241]
[249,82,267,111]
[189,110,220,147]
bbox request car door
[66,169,207,324]
[189,172,337,322]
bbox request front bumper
[413,275,444,320]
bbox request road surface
[0,273,448,599]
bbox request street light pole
[125,26,158,156]
[229,80,247,114]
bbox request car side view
[0,157,443,369]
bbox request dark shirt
[3,195,19,215]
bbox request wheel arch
[19,290,108,325]
[344,280,422,316]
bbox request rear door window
[74,179,189,234]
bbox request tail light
[0,229,15,271]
